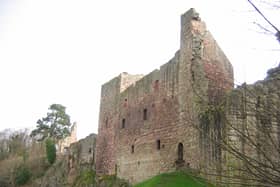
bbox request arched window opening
[178,143,184,161]
[143,108,148,120]
[157,140,161,150]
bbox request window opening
[105,117,108,128]
[178,143,184,161]
[131,145,134,153]
[122,118,126,128]
[143,108,148,120]
[157,140,161,150]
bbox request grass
[134,171,214,187]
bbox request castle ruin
[95,8,234,184]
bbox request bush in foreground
[14,165,31,186]
[45,139,56,164]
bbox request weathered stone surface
[223,64,280,185]
[95,8,233,184]
[58,123,78,153]
[38,133,97,187]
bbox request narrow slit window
[105,117,108,128]
[122,118,126,129]
[131,145,134,154]
[157,140,161,150]
[143,108,148,120]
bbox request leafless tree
[190,64,280,186]
[0,129,31,159]
[248,0,280,43]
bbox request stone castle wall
[222,65,280,185]
[66,133,97,184]
[38,133,97,187]
[58,123,77,153]
[95,8,234,184]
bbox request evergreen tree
[30,104,72,142]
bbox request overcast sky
[0,0,279,139]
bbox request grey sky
[0,0,279,139]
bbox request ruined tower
[95,8,233,184]
[58,122,78,153]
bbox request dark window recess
[122,118,126,128]
[143,108,148,120]
[105,118,108,128]
[178,143,184,161]
[157,140,161,150]
[88,148,92,154]
[131,145,134,153]
[115,164,118,174]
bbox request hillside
[134,171,214,187]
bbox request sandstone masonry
[95,8,233,184]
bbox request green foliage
[134,171,214,187]
[45,139,56,164]
[30,104,72,142]
[73,169,96,187]
[99,175,116,187]
[14,165,31,186]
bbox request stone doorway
[176,142,185,168]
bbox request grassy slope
[134,171,214,187]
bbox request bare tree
[248,0,280,43]
[191,64,280,186]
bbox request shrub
[73,169,96,187]
[14,165,31,186]
[45,139,56,164]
